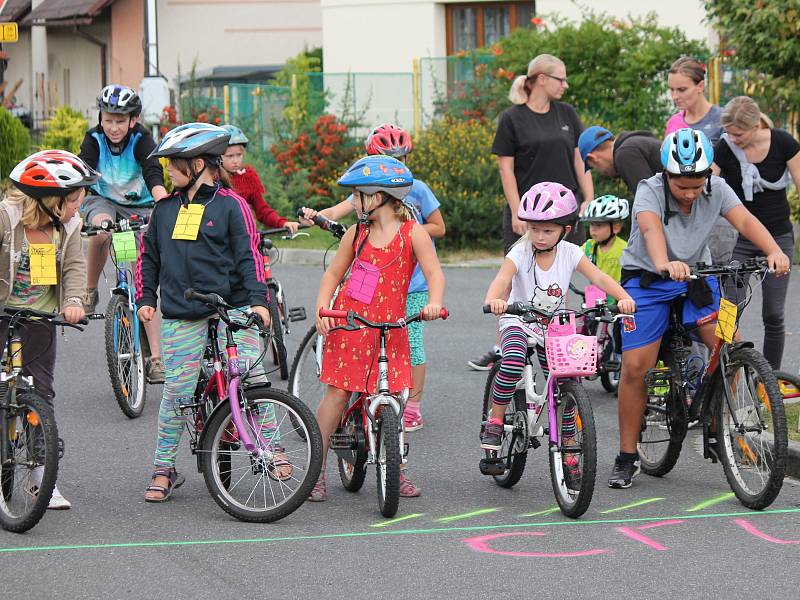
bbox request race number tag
[346,259,380,304]
[29,244,57,285]
[172,204,205,240]
[112,231,138,262]
[715,298,738,343]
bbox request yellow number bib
[715,298,738,343]
[29,244,57,285]
[172,204,205,240]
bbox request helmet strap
[35,198,63,228]
[357,192,390,225]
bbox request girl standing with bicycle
[308,155,445,502]
[136,123,281,503]
[481,182,635,489]
[4,149,99,509]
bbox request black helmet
[97,85,142,116]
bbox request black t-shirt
[714,129,800,235]
[491,102,584,197]
[613,131,662,195]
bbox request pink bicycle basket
[545,313,598,377]
[583,284,606,308]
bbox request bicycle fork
[364,330,407,464]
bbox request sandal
[308,474,327,502]
[267,449,293,482]
[399,471,421,498]
[144,467,186,503]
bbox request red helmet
[364,123,413,158]
[10,150,101,199]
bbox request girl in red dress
[309,155,445,502]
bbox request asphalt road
[1,264,798,599]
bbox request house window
[446,2,536,54]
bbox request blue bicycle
[82,216,148,418]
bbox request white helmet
[661,128,714,175]
[581,195,630,222]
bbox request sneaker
[608,455,641,489]
[399,472,421,497]
[468,348,501,371]
[403,406,424,432]
[480,419,504,451]
[563,454,582,491]
[147,357,165,384]
[308,474,327,502]
[48,485,71,510]
[83,288,100,314]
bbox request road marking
[437,508,499,522]
[686,492,736,512]
[371,513,424,528]
[600,497,664,514]
[0,508,798,555]
[520,506,560,517]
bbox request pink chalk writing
[463,532,609,558]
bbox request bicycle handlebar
[297,207,347,240]
[660,258,770,279]
[183,289,267,333]
[0,305,87,330]
[81,215,149,236]
[319,306,449,328]
[483,301,627,324]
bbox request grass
[786,402,800,443]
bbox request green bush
[41,106,88,154]
[0,107,31,180]
[411,117,504,250]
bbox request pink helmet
[518,182,578,225]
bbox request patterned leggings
[491,325,576,438]
[153,312,277,468]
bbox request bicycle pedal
[288,307,307,322]
[330,432,358,450]
[479,457,506,476]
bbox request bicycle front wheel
[548,380,596,518]
[104,294,146,418]
[199,387,322,523]
[288,326,324,440]
[375,408,401,518]
[481,361,527,488]
[266,285,289,381]
[638,361,687,477]
[717,347,787,509]
[0,390,59,533]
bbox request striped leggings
[491,325,576,438]
[153,312,277,468]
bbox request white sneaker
[48,485,71,510]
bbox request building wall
[110,0,145,88]
[156,0,323,85]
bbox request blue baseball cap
[578,126,614,171]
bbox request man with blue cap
[579,126,662,195]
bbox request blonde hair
[669,56,706,85]
[508,54,566,105]
[360,191,413,222]
[721,96,773,130]
[4,187,68,228]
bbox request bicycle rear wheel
[717,347,787,509]
[200,386,322,522]
[288,326,324,440]
[266,285,288,381]
[548,380,596,518]
[105,294,146,418]
[375,408,401,518]
[0,390,59,533]
[638,360,687,476]
[480,361,527,488]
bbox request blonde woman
[469,53,593,371]
[712,96,800,369]
[4,149,98,509]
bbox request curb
[276,248,504,268]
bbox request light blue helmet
[337,155,413,200]
[661,128,714,175]
[221,124,249,146]
[149,123,231,159]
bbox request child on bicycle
[482,182,636,487]
[220,124,301,233]
[136,123,282,503]
[301,123,446,432]
[308,154,445,502]
[79,84,168,383]
[611,128,790,489]
[4,149,100,509]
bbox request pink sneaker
[308,474,327,502]
[399,472,421,498]
[403,406,423,432]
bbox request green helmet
[221,124,249,147]
[581,194,630,223]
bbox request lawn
[787,401,800,443]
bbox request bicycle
[286,212,346,431]
[771,370,800,434]
[479,301,630,518]
[256,225,313,380]
[319,306,448,517]
[0,306,85,532]
[570,282,621,393]
[637,259,787,509]
[82,215,149,418]
[180,288,322,522]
